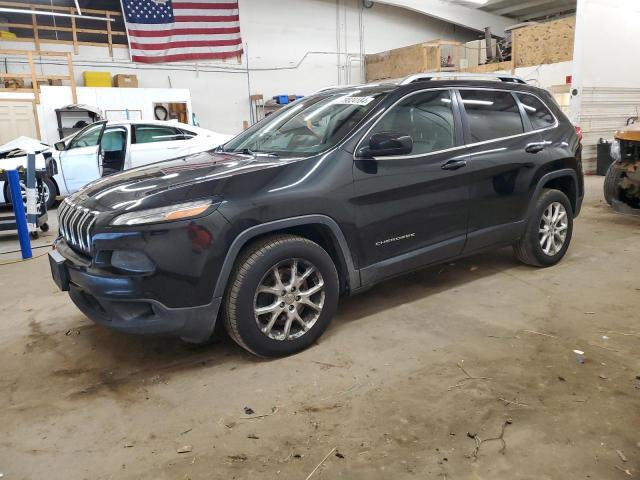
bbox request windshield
[222,90,387,157]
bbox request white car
[0,121,234,208]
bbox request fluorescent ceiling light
[0,7,114,22]
[463,0,489,4]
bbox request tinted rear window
[517,93,555,130]
[459,90,524,142]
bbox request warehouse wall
[569,0,640,171]
[0,0,478,137]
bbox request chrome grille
[58,198,98,255]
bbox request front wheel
[223,234,339,357]
[514,188,574,267]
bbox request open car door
[58,122,106,194]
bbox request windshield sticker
[336,96,376,106]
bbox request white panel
[577,87,640,173]
[0,101,37,144]
[36,86,192,145]
[1,0,482,135]
[570,0,640,172]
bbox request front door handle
[525,143,546,154]
[441,159,468,171]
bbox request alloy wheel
[18,181,50,205]
[539,202,568,256]
[253,258,325,341]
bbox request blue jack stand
[4,169,32,259]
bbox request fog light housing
[111,250,155,274]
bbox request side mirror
[54,141,66,151]
[358,132,413,158]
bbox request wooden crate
[365,40,461,82]
[512,16,575,68]
[462,61,512,74]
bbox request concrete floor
[0,176,639,480]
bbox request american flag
[121,0,243,63]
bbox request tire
[603,162,623,206]
[4,176,57,210]
[513,188,573,267]
[223,234,339,357]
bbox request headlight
[610,139,622,161]
[110,199,214,226]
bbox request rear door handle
[441,159,468,171]
[525,142,547,154]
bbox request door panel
[352,89,470,279]
[58,122,105,193]
[457,89,548,252]
[0,101,37,144]
[354,153,471,273]
[59,146,101,193]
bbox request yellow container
[0,31,17,39]
[83,71,111,87]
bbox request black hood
[74,150,288,213]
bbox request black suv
[49,74,583,357]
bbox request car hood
[74,150,292,213]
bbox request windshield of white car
[221,90,388,158]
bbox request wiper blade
[223,148,279,158]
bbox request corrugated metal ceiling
[451,0,576,22]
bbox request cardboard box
[3,77,25,89]
[83,71,111,87]
[113,74,138,88]
[48,79,63,86]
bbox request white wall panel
[0,0,479,136]
[570,0,640,172]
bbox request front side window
[134,125,184,144]
[368,90,455,155]
[222,90,388,157]
[68,123,103,150]
[517,93,555,130]
[100,127,127,152]
[459,90,524,143]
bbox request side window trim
[512,91,534,132]
[353,87,465,160]
[133,124,182,144]
[455,87,559,149]
[513,91,558,132]
[67,121,107,150]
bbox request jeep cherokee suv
[49,74,583,357]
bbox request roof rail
[398,72,527,85]
[310,84,359,95]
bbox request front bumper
[49,238,223,344]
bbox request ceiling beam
[373,0,513,36]
[492,0,555,16]
[519,4,576,21]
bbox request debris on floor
[616,449,628,462]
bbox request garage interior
[1,0,639,479]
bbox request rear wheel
[603,162,623,205]
[4,176,57,210]
[514,189,573,267]
[223,234,339,357]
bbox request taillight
[575,126,583,142]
